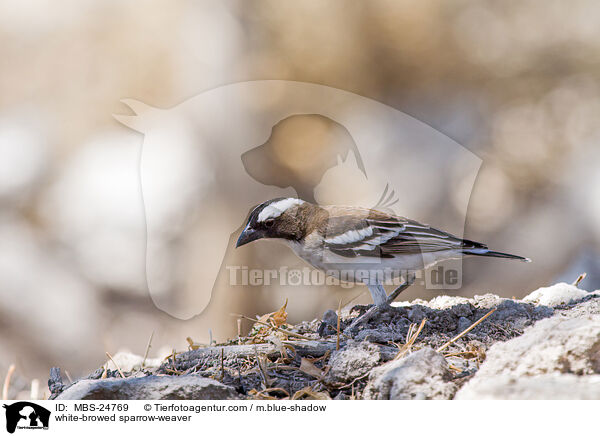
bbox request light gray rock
[523,282,595,307]
[104,351,164,372]
[363,348,456,400]
[56,375,240,400]
[473,315,599,377]
[425,295,472,311]
[560,297,600,318]
[456,374,600,400]
[325,342,381,385]
[456,309,600,399]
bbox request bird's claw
[343,304,389,335]
[344,274,416,335]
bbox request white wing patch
[352,228,400,250]
[325,225,401,251]
[257,198,305,222]
[325,227,373,244]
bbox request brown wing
[321,207,485,258]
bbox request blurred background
[1,0,600,399]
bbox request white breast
[284,240,462,284]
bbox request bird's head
[236,198,309,247]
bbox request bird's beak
[236,227,262,248]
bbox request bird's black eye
[264,219,275,228]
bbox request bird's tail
[463,248,531,262]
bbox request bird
[236,197,530,328]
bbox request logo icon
[2,402,50,433]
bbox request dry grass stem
[142,330,154,367]
[254,348,271,388]
[234,314,314,340]
[1,364,15,400]
[394,318,427,360]
[220,348,225,381]
[105,352,125,378]
[573,272,587,287]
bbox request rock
[318,309,339,336]
[427,295,472,311]
[322,309,338,326]
[456,316,472,333]
[455,310,600,399]
[523,282,591,307]
[355,328,398,343]
[105,351,163,372]
[363,348,456,400]
[456,374,600,400]
[559,297,600,318]
[325,342,381,384]
[334,392,348,400]
[489,299,530,323]
[480,315,599,376]
[56,375,240,400]
[472,293,504,309]
[407,306,426,322]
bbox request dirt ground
[48,287,600,400]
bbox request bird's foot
[343,303,390,335]
[344,273,416,335]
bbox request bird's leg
[367,282,389,307]
[385,271,416,305]
[344,272,416,334]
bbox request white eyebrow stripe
[257,198,305,222]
